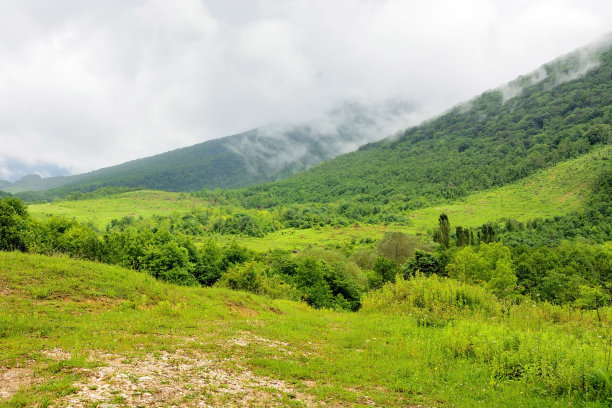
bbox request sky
[1,0,611,181]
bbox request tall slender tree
[438,213,450,249]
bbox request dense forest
[2,101,411,196]
[202,45,612,210]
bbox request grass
[27,147,608,254]
[28,190,208,230]
[220,146,610,252]
[407,144,610,233]
[1,251,610,407]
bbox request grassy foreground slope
[1,252,610,407]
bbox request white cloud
[0,0,611,179]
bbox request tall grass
[362,274,612,402]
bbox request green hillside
[2,39,612,408]
[1,251,610,407]
[26,146,609,252]
[231,42,612,209]
[407,144,610,232]
[28,190,209,230]
[6,100,413,197]
[6,129,281,194]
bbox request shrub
[216,261,294,299]
[362,274,501,317]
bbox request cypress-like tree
[438,213,450,249]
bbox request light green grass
[28,190,208,230]
[1,252,609,407]
[214,224,398,252]
[407,145,610,233]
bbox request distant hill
[230,37,612,209]
[6,100,416,196]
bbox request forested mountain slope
[234,40,612,209]
[5,101,414,195]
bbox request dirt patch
[0,287,13,296]
[229,332,292,354]
[227,302,259,317]
[42,348,72,361]
[0,367,34,400]
[57,349,315,407]
[267,306,284,315]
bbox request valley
[1,37,611,407]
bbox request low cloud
[224,97,424,178]
[499,34,610,102]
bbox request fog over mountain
[1,97,422,193]
[1,0,612,182]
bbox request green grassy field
[227,145,609,251]
[407,145,610,233]
[28,147,608,253]
[1,251,609,407]
[28,190,209,230]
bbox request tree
[194,240,224,286]
[295,257,333,309]
[373,257,398,284]
[488,258,517,298]
[434,213,450,249]
[376,232,418,264]
[139,241,190,280]
[403,250,441,277]
[447,243,516,292]
[574,285,609,321]
[0,197,29,252]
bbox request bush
[362,274,501,317]
[216,261,294,299]
[159,267,199,286]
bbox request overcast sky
[1,0,611,181]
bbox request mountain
[229,38,612,209]
[4,100,416,196]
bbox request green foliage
[193,240,224,286]
[375,232,418,264]
[362,274,501,317]
[216,261,294,299]
[219,46,612,209]
[295,257,335,309]
[501,164,612,246]
[575,285,609,322]
[433,214,450,248]
[439,319,611,401]
[293,257,362,311]
[158,267,199,286]
[446,243,518,298]
[402,249,443,277]
[139,240,190,280]
[512,241,611,304]
[0,197,29,252]
[373,257,398,284]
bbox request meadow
[27,145,609,253]
[1,252,610,407]
[3,147,610,407]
